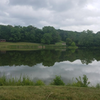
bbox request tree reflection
[0,48,100,66]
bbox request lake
[0,48,100,86]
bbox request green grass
[0,75,45,86]
[0,42,43,50]
[0,86,100,100]
[0,42,79,51]
[0,75,100,99]
[0,42,40,46]
[0,42,78,50]
[0,42,67,50]
[44,44,66,50]
[55,41,66,45]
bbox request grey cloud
[0,0,100,32]
[9,0,48,9]
[9,0,88,11]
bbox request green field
[0,86,100,100]
[55,41,66,45]
[0,42,67,50]
[0,42,43,50]
[0,42,78,51]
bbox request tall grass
[67,75,90,87]
[0,75,44,86]
[1,75,100,88]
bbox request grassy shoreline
[0,42,78,50]
[0,42,42,50]
[0,42,66,50]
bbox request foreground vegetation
[0,86,100,100]
[0,75,99,88]
[0,75,100,99]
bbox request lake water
[0,48,100,86]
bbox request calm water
[0,48,100,86]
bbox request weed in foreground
[67,75,90,87]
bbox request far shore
[0,42,77,50]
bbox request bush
[21,76,34,86]
[0,75,6,86]
[35,80,45,86]
[96,83,100,89]
[50,76,65,85]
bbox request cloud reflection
[0,60,100,86]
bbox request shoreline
[0,42,77,50]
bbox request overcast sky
[0,0,100,32]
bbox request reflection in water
[0,48,100,66]
[0,60,100,86]
[0,48,100,86]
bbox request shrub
[21,76,34,86]
[0,75,6,86]
[35,80,45,86]
[96,83,100,89]
[50,76,65,85]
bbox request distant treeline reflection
[0,49,100,66]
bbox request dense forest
[0,25,100,47]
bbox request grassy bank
[0,42,78,51]
[0,42,43,50]
[0,86,100,100]
[0,42,67,50]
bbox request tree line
[0,25,100,47]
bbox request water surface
[0,48,100,86]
